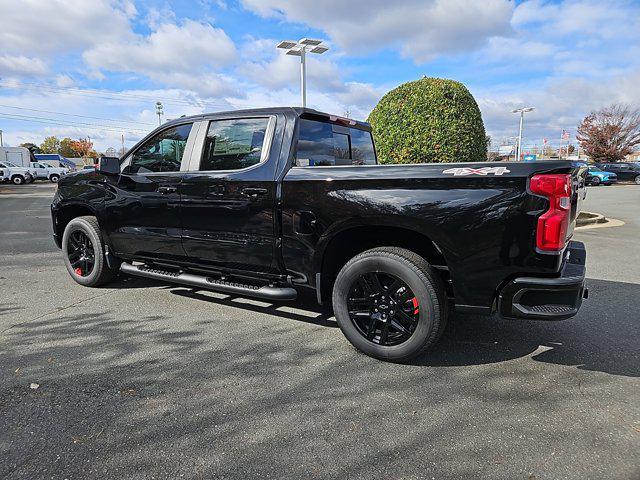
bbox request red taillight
[530,174,572,252]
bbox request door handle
[208,184,225,196]
[158,185,177,195]
[241,187,268,197]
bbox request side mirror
[97,156,120,175]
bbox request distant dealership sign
[498,145,515,156]
[523,154,537,161]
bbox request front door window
[128,123,193,174]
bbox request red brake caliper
[411,297,419,315]
[75,267,82,276]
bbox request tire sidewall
[332,255,439,360]
[62,218,105,287]
[635,175,640,185]
[12,175,24,185]
[50,174,60,183]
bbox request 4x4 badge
[442,167,511,176]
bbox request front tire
[332,247,447,362]
[591,176,600,186]
[11,175,25,185]
[50,174,60,183]
[635,175,640,185]
[62,216,117,287]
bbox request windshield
[588,167,604,172]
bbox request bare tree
[577,104,640,162]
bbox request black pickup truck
[51,107,587,361]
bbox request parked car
[596,162,640,184]
[585,166,617,186]
[0,161,35,185]
[51,107,587,361]
[30,161,69,182]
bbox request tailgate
[567,166,587,240]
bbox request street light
[511,107,534,161]
[155,101,164,126]
[277,38,329,108]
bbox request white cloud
[0,55,48,76]
[55,74,76,88]
[0,0,135,56]
[242,0,514,62]
[476,71,640,147]
[83,19,238,96]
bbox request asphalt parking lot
[1,181,639,480]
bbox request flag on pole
[543,138,548,145]
[562,130,570,141]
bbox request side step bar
[120,263,297,301]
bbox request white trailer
[0,146,33,167]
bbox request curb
[577,211,606,227]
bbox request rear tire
[635,175,640,185]
[591,176,600,186]
[332,247,448,362]
[11,175,25,185]
[62,216,117,287]
[50,174,60,183]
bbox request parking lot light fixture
[277,38,329,108]
[511,107,534,161]
[155,101,164,126]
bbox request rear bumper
[498,241,587,321]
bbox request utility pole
[511,107,534,161]
[155,101,164,125]
[0,129,3,147]
[276,38,329,108]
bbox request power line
[0,103,156,126]
[0,112,149,134]
[0,79,238,110]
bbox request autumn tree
[577,104,640,162]
[40,136,61,154]
[59,138,77,157]
[69,138,96,158]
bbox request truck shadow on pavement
[408,278,639,377]
[160,277,639,378]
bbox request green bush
[367,77,487,164]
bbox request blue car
[585,166,617,186]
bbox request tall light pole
[277,38,329,108]
[155,101,164,126]
[511,107,534,161]
[0,129,3,147]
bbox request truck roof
[163,107,371,131]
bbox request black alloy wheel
[332,247,447,362]
[347,272,420,346]
[66,230,96,277]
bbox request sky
[0,0,639,153]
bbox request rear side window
[200,118,270,171]
[295,118,376,167]
[129,123,192,174]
